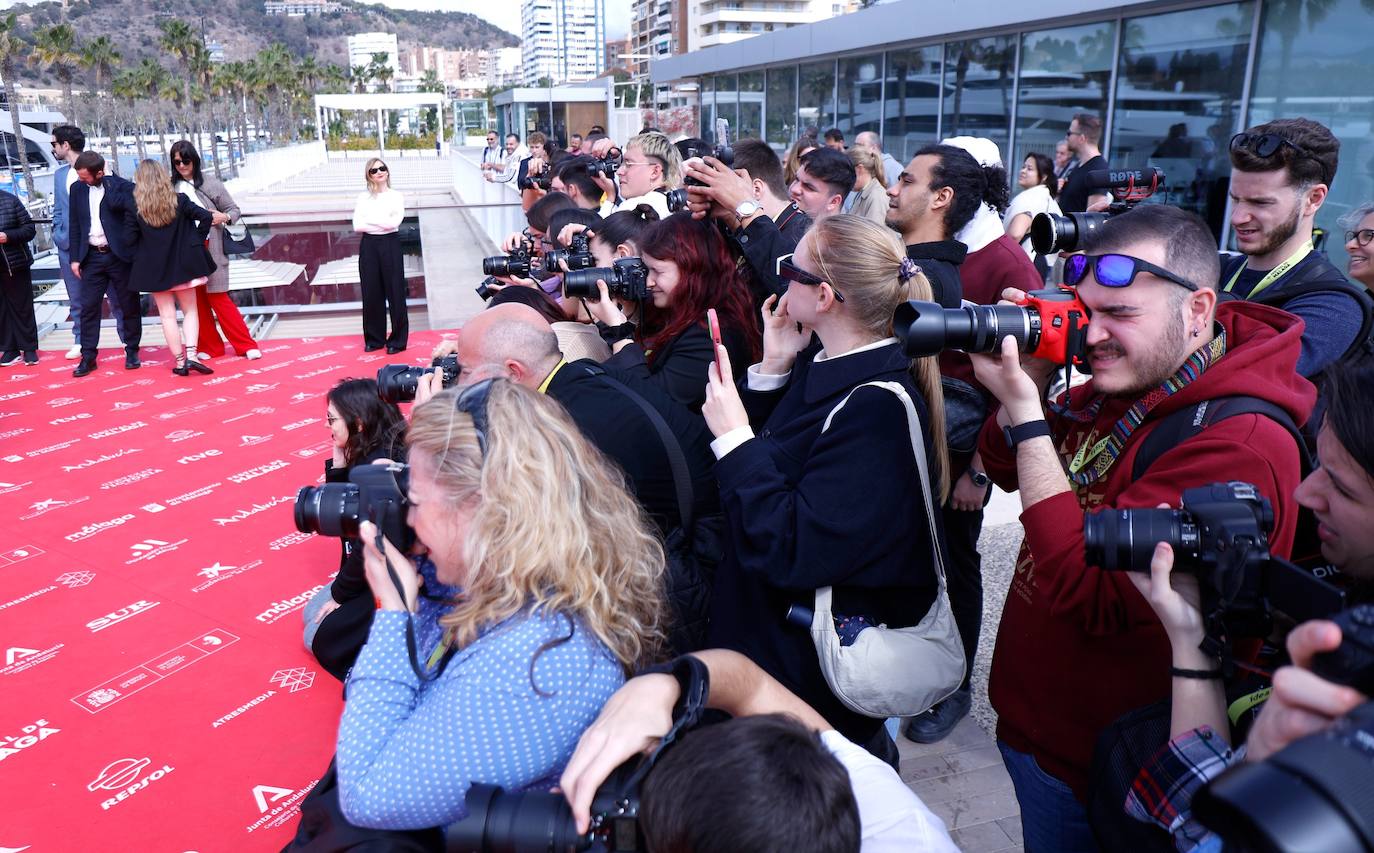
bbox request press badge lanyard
[1223,240,1313,299]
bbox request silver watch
[734,200,761,221]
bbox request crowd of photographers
[282,114,1374,853]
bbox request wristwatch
[734,199,761,225]
[1003,419,1052,450]
[967,469,991,489]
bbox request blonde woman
[127,159,222,376]
[846,146,889,224]
[352,157,407,353]
[331,379,667,831]
[701,213,949,752]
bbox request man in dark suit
[68,150,140,377]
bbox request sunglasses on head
[369,165,389,175]
[776,253,843,302]
[1063,253,1199,292]
[455,378,494,456]
[1229,132,1331,186]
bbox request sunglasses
[369,165,389,175]
[776,253,844,302]
[171,158,190,166]
[1229,132,1331,186]
[455,378,494,456]
[1063,253,1199,292]
[1346,228,1374,248]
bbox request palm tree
[111,68,146,162]
[158,19,198,137]
[254,44,296,142]
[351,63,370,94]
[31,24,81,125]
[81,35,120,174]
[0,14,33,198]
[368,52,393,93]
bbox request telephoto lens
[893,300,1037,358]
[376,355,461,404]
[1083,506,1192,572]
[563,258,650,302]
[293,483,360,539]
[1029,211,1110,256]
[482,249,533,279]
[293,464,414,551]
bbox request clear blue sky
[372,0,631,40]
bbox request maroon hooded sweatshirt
[977,301,1316,800]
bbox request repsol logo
[177,449,222,465]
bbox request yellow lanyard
[1229,687,1272,726]
[1068,429,1110,476]
[536,358,567,395]
[1223,241,1313,298]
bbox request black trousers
[77,251,141,359]
[0,263,36,353]
[943,504,985,692]
[358,233,407,349]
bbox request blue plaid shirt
[1125,725,1246,852]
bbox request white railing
[225,141,329,195]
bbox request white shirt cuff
[710,426,755,460]
[746,363,790,391]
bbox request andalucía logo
[1,643,63,676]
[239,434,273,447]
[86,600,159,633]
[246,781,316,833]
[124,538,190,565]
[88,757,175,811]
[0,479,32,496]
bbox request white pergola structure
[313,92,447,151]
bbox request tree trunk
[133,109,146,162]
[63,73,75,127]
[157,123,169,169]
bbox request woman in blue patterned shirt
[336,379,668,831]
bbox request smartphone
[715,117,731,149]
[707,308,724,379]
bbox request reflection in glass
[837,54,884,141]
[884,47,942,164]
[799,60,837,135]
[766,66,798,151]
[1014,22,1115,188]
[700,76,715,145]
[713,74,739,143]
[1249,0,1374,269]
[1110,4,1252,240]
[739,71,764,141]
[943,37,1016,164]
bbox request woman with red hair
[593,212,759,411]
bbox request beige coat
[186,174,242,293]
[847,177,889,225]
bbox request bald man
[854,131,902,188]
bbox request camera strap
[373,528,457,684]
[1222,240,1313,299]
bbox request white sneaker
[196,351,213,362]
[245,349,263,360]
[65,344,82,360]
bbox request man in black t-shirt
[1058,113,1110,213]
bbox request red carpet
[0,333,448,852]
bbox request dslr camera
[1193,604,1374,853]
[1084,481,1346,650]
[563,258,650,302]
[667,118,735,213]
[474,275,500,302]
[1030,167,1165,255]
[482,245,535,279]
[588,152,621,180]
[376,355,460,404]
[894,287,1091,366]
[517,172,552,192]
[294,462,413,551]
[544,233,596,273]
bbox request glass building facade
[691,0,1374,265]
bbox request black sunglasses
[1229,132,1331,186]
[369,165,389,175]
[1346,229,1374,248]
[1063,253,1199,292]
[455,378,494,456]
[171,158,190,166]
[776,253,844,302]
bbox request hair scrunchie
[898,256,922,284]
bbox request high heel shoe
[172,347,190,377]
[186,358,214,375]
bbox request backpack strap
[1131,396,1312,481]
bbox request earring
[1191,327,1201,338]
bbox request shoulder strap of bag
[815,381,949,612]
[1131,395,1312,481]
[595,369,695,535]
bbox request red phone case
[707,308,723,377]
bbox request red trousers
[195,287,258,357]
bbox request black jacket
[604,323,753,412]
[708,340,945,744]
[127,194,216,293]
[906,240,966,308]
[0,189,35,274]
[730,203,812,304]
[69,173,136,265]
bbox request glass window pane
[713,74,739,142]
[884,47,942,165]
[700,76,715,143]
[944,37,1016,165]
[799,60,836,134]
[1108,4,1253,240]
[739,71,764,141]
[1249,0,1374,270]
[766,66,798,151]
[837,54,884,141]
[1014,23,1115,197]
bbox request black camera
[446,759,644,852]
[894,288,1091,366]
[294,462,413,551]
[483,247,534,279]
[475,276,500,302]
[518,172,552,191]
[669,136,738,212]
[664,186,690,213]
[545,234,596,273]
[1030,167,1166,256]
[564,258,650,302]
[588,154,621,180]
[1085,481,1346,650]
[376,355,460,404]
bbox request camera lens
[1030,212,1111,256]
[377,364,426,404]
[893,301,1037,357]
[293,484,360,539]
[447,784,587,853]
[1083,507,1188,572]
[564,267,616,299]
[665,188,689,212]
